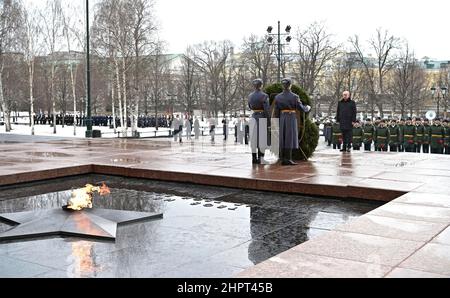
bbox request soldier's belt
[390,135,398,137]
[253,110,264,113]
[417,134,423,137]
[377,137,387,139]
[404,135,414,137]
[353,136,362,139]
[364,133,372,135]
[432,135,443,137]
[281,110,297,113]
[333,133,342,136]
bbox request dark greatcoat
[274,91,309,150]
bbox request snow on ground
[0,124,201,139]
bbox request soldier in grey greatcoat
[274,78,311,166]
[248,79,270,164]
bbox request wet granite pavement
[2,134,450,277]
[0,175,379,278]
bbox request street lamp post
[266,22,292,83]
[85,0,93,138]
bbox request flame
[67,183,111,211]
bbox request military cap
[407,117,412,121]
[443,119,449,123]
[366,118,371,122]
[252,79,263,86]
[435,118,441,121]
[281,78,292,86]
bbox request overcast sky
[24,0,449,59]
[155,0,449,59]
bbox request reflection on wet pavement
[0,175,382,278]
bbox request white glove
[304,105,312,113]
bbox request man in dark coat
[274,78,311,166]
[336,91,357,153]
[248,79,270,164]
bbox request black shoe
[252,154,259,164]
[340,149,346,152]
[282,160,297,166]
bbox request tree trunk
[0,68,11,132]
[51,62,57,134]
[111,77,117,135]
[69,65,78,136]
[121,57,128,136]
[114,58,124,135]
[29,60,35,136]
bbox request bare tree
[233,63,252,116]
[350,28,399,118]
[193,40,235,117]
[146,43,170,130]
[129,0,157,135]
[21,2,42,135]
[179,47,200,116]
[61,2,84,136]
[294,22,340,94]
[41,0,63,134]
[0,0,22,132]
[241,35,274,85]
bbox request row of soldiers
[34,114,171,128]
[325,117,450,154]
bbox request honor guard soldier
[375,119,389,152]
[403,117,416,153]
[274,78,311,166]
[388,119,400,152]
[352,121,364,150]
[430,118,445,154]
[422,118,431,154]
[398,118,406,152]
[444,119,450,155]
[415,118,425,153]
[332,120,342,150]
[248,79,270,164]
[363,118,375,151]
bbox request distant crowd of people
[169,114,251,144]
[323,117,450,154]
[33,114,173,129]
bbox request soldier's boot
[258,151,265,164]
[282,149,297,166]
[252,153,259,164]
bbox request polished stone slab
[2,134,450,278]
[0,208,163,242]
